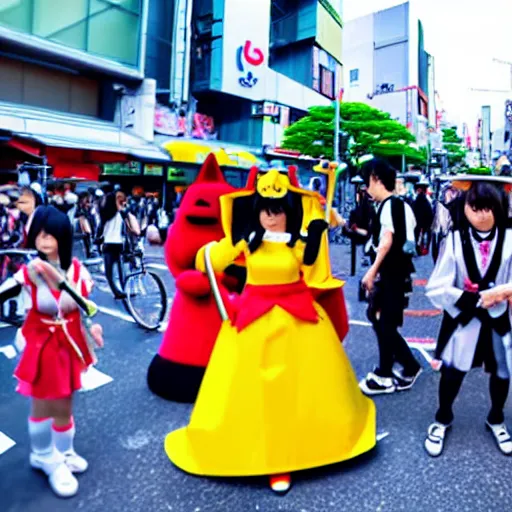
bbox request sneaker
[393,366,423,391]
[30,451,79,498]
[359,371,397,396]
[486,422,512,455]
[424,422,450,457]
[62,450,89,473]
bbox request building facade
[342,1,434,144]
[0,0,169,184]
[188,0,343,149]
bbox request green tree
[281,102,426,166]
[442,127,467,167]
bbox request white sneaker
[30,451,79,498]
[424,422,450,457]
[359,371,397,396]
[486,422,512,455]
[62,450,89,473]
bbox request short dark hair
[362,158,396,192]
[465,182,507,227]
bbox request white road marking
[147,263,168,271]
[97,306,136,323]
[0,345,17,359]
[0,431,16,455]
[376,431,390,442]
[409,345,434,363]
[158,321,168,333]
[80,366,113,392]
[349,319,372,327]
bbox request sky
[343,0,512,134]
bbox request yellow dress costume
[164,170,376,477]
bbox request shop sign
[236,40,265,88]
[167,166,196,183]
[154,103,216,140]
[144,164,164,177]
[103,162,141,176]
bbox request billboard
[221,0,271,101]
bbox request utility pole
[334,88,342,162]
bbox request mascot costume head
[147,154,244,402]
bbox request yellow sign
[316,2,343,63]
[161,140,263,169]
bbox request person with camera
[359,159,422,395]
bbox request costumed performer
[164,167,376,494]
[147,154,245,402]
[0,206,104,497]
[425,175,512,457]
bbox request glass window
[350,68,359,84]
[88,8,139,66]
[0,0,142,68]
[320,65,334,99]
[0,0,32,32]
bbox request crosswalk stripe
[97,306,136,323]
[0,345,17,359]
[79,366,113,392]
[0,431,16,455]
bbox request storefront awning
[0,101,171,180]
[159,138,264,169]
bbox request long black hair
[27,206,73,270]
[245,193,303,253]
[99,192,119,224]
[464,182,508,228]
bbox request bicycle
[83,236,168,331]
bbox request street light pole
[334,88,343,162]
[334,100,340,162]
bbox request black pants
[103,243,125,298]
[368,278,421,378]
[436,366,510,425]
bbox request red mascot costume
[147,154,245,402]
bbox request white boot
[52,421,89,474]
[28,417,79,497]
[30,449,79,498]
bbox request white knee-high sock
[28,417,53,456]
[52,419,75,454]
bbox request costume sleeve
[0,268,25,301]
[425,231,466,319]
[196,237,246,274]
[80,264,94,297]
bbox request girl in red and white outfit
[0,206,104,498]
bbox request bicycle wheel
[123,271,167,330]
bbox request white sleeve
[425,231,464,318]
[379,201,394,241]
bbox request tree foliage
[281,102,425,166]
[442,127,467,167]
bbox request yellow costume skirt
[165,304,376,476]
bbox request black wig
[245,193,303,253]
[464,182,508,228]
[27,206,73,270]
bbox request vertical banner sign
[222,0,271,100]
[481,106,491,166]
[312,47,320,91]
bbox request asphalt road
[1,243,511,512]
